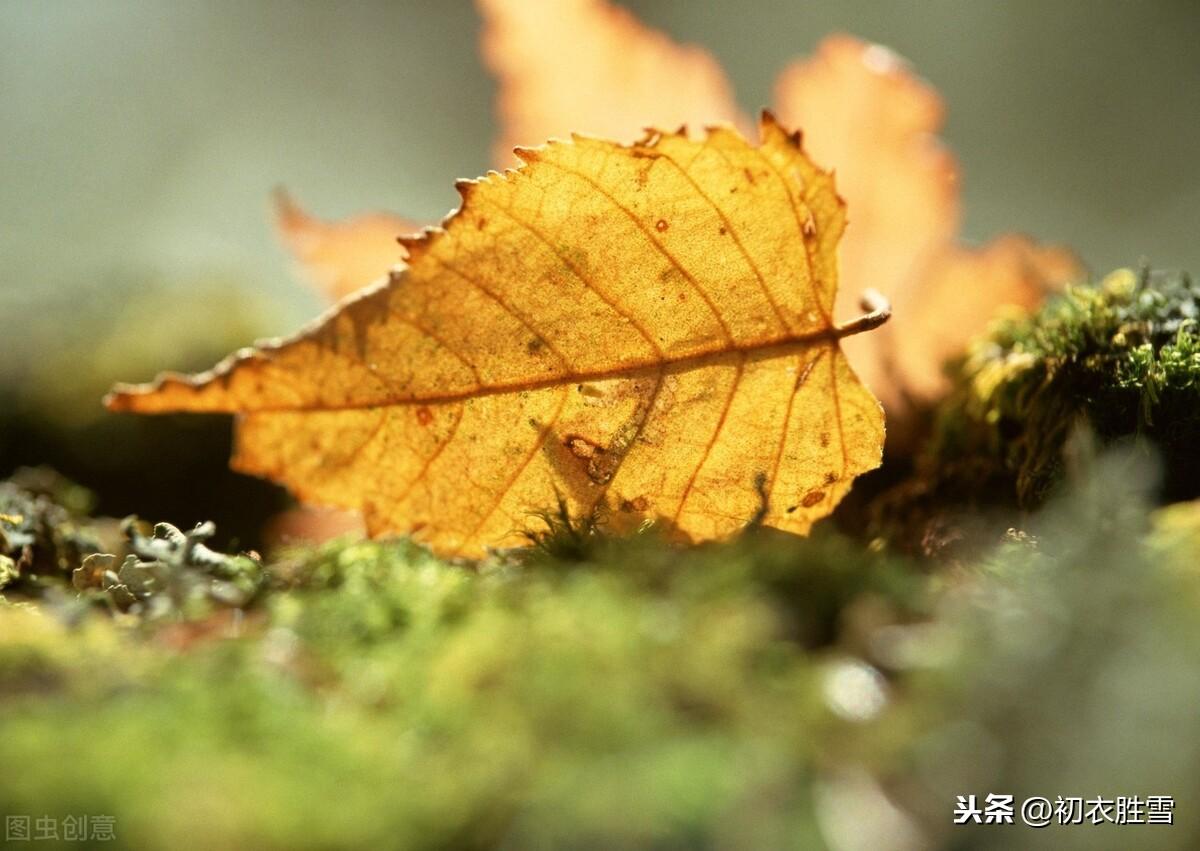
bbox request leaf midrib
[196,328,847,414]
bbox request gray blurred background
[1,0,1197,542]
[4,1,1198,319]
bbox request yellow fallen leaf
[274,189,414,301]
[108,118,886,558]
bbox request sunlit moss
[926,267,1200,507]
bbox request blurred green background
[2,0,1198,545]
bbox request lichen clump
[930,267,1200,505]
[0,471,101,592]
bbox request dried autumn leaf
[108,118,886,558]
[274,190,414,301]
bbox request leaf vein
[426,252,574,370]
[655,143,791,334]
[753,145,833,328]
[477,194,665,358]
[763,350,822,513]
[536,157,735,346]
[453,387,570,556]
[592,364,667,510]
[672,352,746,523]
[392,402,466,513]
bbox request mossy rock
[880,268,1200,550]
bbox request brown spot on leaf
[587,461,615,484]
[801,489,825,508]
[655,219,669,232]
[563,435,622,484]
[620,496,650,513]
[416,406,433,426]
[565,434,603,460]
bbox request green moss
[0,527,925,850]
[924,267,1200,508]
[3,457,1200,847]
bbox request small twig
[833,290,892,339]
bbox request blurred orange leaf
[478,0,748,166]
[774,36,1079,412]
[274,190,414,301]
[109,120,885,557]
[264,506,367,548]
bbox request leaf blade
[108,118,884,556]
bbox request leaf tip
[271,186,320,241]
[101,386,132,413]
[102,378,173,414]
[454,178,478,201]
[513,146,542,164]
[759,109,802,148]
[397,232,428,260]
